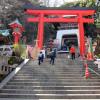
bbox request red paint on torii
[26,9,95,56]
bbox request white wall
[56,29,79,49]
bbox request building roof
[23,3,95,10]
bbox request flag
[87,38,93,60]
[88,38,93,53]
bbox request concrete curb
[0,59,29,89]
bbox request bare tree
[39,0,50,7]
[28,0,41,5]
[53,0,59,7]
[39,0,65,7]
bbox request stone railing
[0,56,18,76]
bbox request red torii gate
[25,7,95,56]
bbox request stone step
[17,70,98,72]
[20,67,82,69]
[10,78,100,82]
[16,73,99,77]
[18,68,81,70]
[12,78,99,81]
[13,75,82,78]
[17,72,98,75]
[17,69,97,72]
[17,72,82,75]
[14,74,98,77]
[17,70,96,73]
[3,85,100,90]
[0,98,98,100]
[16,73,82,75]
[12,76,99,79]
[6,82,100,86]
[17,71,81,74]
[0,93,100,99]
[7,81,100,84]
[21,65,80,67]
[15,74,82,78]
[1,89,100,94]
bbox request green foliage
[24,22,38,44]
[97,54,100,58]
[94,35,100,56]
[84,23,96,37]
[0,75,5,82]
[28,0,41,5]
[8,57,16,65]
[61,0,95,7]
[8,56,24,65]
[60,0,97,38]
[64,0,100,29]
[14,44,27,58]
[8,44,25,65]
[79,0,95,7]
[95,2,100,28]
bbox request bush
[8,56,23,65]
[97,54,100,58]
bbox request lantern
[9,19,24,44]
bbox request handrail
[88,66,100,77]
[83,59,100,77]
[0,55,23,76]
[0,59,29,89]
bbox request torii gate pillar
[78,14,85,56]
[37,13,44,49]
[37,13,86,56]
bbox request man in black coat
[50,49,56,65]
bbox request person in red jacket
[70,45,76,60]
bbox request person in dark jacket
[38,51,43,65]
[41,52,44,62]
[50,49,56,65]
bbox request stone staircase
[0,56,100,100]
